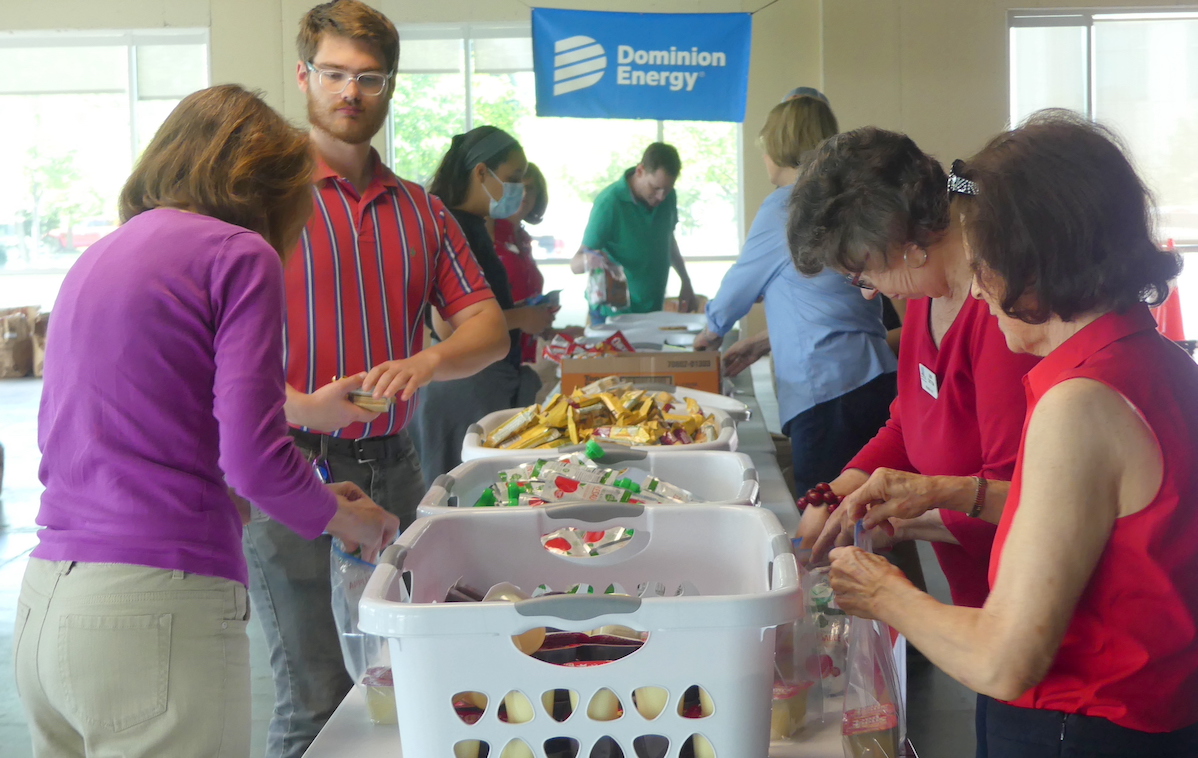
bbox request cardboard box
[560,350,722,394]
[32,312,49,378]
[0,306,38,379]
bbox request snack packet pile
[542,331,635,364]
[471,444,698,508]
[484,377,721,449]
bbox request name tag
[919,363,939,399]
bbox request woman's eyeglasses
[846,272,876,291]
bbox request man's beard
[307,93,389,145]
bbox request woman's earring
[905,246,929,269]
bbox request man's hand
[722,332,772,377]
[363,351,442,403]
[677,280,698,313]
[692,329,723,351]
[285,374,381,433]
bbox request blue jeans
[980,695,1198,758]
[242,430,424,758]
[784,372,897,495]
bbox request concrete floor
[0,375,976,758]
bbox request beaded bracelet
[797,482,843,513]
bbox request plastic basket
[462,407,738,463]
[359,503,800,758]
[417,449,760,517]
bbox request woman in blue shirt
[694,95,897,494]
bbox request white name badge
[919,363,939,399]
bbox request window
[390,24,743,325]
[1011,10,1198,336]
[0,30,209,309]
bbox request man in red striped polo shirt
[242,4,508,756]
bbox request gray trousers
[409,360,541,489]
[242,430,424,758]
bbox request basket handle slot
[514,594,641,621]
[544,502,645,523]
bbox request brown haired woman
[828,111,1198,757]
[12,84,399,758]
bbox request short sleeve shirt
[283,152,494,439]
[581,167,678,314]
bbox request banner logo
[553,35,607,96]
[533,9,752,122]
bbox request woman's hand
[324,481,400,563]
[692,329,723,351]
[722,332,772,377]
[829,545,912,620]
[363,351,442,402]
[797,469,869,556]
[285,374,381,433]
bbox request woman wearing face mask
[492,162,550,364]
[410,126,555,485]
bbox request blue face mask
[485,168,525,219]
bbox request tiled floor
[0,375,976,758]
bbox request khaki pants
[13,558,251,758]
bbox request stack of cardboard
[0,306,42,378]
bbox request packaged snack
[499,425,563,450]
[348,389,392,414]
[614,469,696,503]
[487,405,540,447]
[361,666,397,725]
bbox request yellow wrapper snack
[487,405,540,447]
[481,389,722,449]
[539,394,570,428]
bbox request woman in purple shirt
[12,84,399,758]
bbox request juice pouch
[841,525,906,758]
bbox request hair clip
[948,159,979,196]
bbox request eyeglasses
[305,62,391,97]
[846,272,876,291]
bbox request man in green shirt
[571,142,696,320]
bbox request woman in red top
[491,162,548,363]
[789,128,1039,610]
[829,113,1198,757]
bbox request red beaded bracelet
[797,482,843,513]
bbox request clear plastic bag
[584,250,629,311]
[771,544,826,742]
[330,539,389,687]
[841,527,906,758]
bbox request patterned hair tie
[948,159,979,196]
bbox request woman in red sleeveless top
[828,112,1198,757]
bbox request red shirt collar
[1025,304,1158,402]
[312,148,399,190]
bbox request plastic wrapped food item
[361,666,397,725]
[487,405,541,447]
[499,425,563,450]
[347,389,392,414]
[614,469,696,503]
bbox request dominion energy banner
[532,8,752,122]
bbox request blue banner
[532,8,752,123]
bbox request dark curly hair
[959,109,1180,324]
[787,126,950,276]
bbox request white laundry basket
[417,449,760,517]
[358,503,800,758]
[462,407,738,463]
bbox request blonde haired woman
[694,93,897,494]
